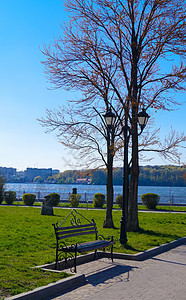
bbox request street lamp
[104,107,149,243]
[103,108,117,228]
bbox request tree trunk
[127,109,139,232]
[127,166,139,231]
[103,129,115,228]
[127,24,140,232]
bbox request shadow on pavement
[151,257,186,266]
[86,264,137,286]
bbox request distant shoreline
[6,182,186,188]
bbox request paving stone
[52,243,186,300]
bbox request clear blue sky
[0,0,185,172]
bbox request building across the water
[0,167,16,179]
[25,168,59,181]
[0,166,60,182]
[75,178,91,184]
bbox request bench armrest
[97,235,117,243]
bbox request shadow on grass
[52,214,63,218]
[138,227,180,240]
[123,244,140,252]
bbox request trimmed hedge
[141,193,160,209]
[0,191,4,205]
[0,175,6,204]
[46,193,60,206]
[4,191,16,205]
[93,193,105,208]
[22,193,36,206]
[69,194,81,207]
[115,195,123,208]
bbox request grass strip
[1,201,186,211]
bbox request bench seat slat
[77,240,115,253]
[61,239,115,253]
[77,240,114,248]
[58,230,98,240]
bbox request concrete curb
[35,252,96,271]
[5,237,186,300]
[5,274,86,300]
[108,236,186,261]
[136,236,186,260]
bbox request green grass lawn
[0,206,185,299]
[138,204,186,211]
[57,203,186,212]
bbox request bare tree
[39,103,123,228]
[138,126,186,164]
[41,0,186,231]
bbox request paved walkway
[51,242,186,300]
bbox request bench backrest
[53,221,98,241]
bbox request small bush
[69,194,81,207]
[0,175,6,204]
[46,193,60,206]
[93,193,105,208]
[115,195,123,208]
[141,193,160,209]
[4,191,16,205]
[22,193,36,206]
[0,191,4,204]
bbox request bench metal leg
[111,244,114,262]
[111,236,114,262]
[74,252,77,273]
[94,249,97,260]
[55,246,58,270]
[65,255,67,268]
[74,244,77,273]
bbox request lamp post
[104,107,149,242]
[120,117,129,244]
[120,108,150,244]
[103,109,116,228]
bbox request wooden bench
[53,209,115,272]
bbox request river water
[5,183,186,205]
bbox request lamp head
[103,109,116,128]
[137,108,150,130]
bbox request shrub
[0,175,6,204]
[4,191,16,205]
[46,193,60,206]
[22,193,36,206]
[115,195,123,208]
[69,194,81,207]
[93,193,105,208]
[141,193,160,209]
[0,191,4,204]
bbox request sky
[0,0,185,172]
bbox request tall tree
[42,0,186,231]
